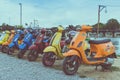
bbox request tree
[105,18,120,30]
[92,22,105,30]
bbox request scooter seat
[89,39,111,44]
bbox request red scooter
[27,29,50,61]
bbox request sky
[0,0,120,28]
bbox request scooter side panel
[43,46,57,55]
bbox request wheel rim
[63,56,80,75]
[66,60,77,71]
[43,52,55,66]
[28,50,38,61]
[3,46,9,53]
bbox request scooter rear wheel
[27,50,38,61]
[63,56,80,75]
[42,52,55,67]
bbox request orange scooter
[63,25,117,75]
[2,30,15,53]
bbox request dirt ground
[11,51,120,80]
[77,57,120,80]
[52,57,120,80]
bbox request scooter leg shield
[63,50,80,57]
[43,46,57,55]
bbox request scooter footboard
[63,50,80,57]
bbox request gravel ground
[0,53,94,80]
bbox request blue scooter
[7,30,24,55]
[17,30,35,58]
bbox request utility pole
[34,19,38,28]
[19,3,22,26]
[97,5,106,38]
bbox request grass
[117,55,120,57]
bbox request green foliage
[16,25,24,29]
[105,18,120,30]
[93,23,105,29]
[92,18,120,30]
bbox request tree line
[0,18,120,31]
[93,18,120,31]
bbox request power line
[104,5,120,7]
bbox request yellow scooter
[42,25,65,67]
[0,31,10,51]
[2,30,15,53]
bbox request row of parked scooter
[0,25,117,75]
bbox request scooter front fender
[43,46,57,54]
[63,49,80,57]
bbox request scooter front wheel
[2,45,9,53]
[7,47,14,55]
[0,44,2,51]
[63,56,80,75]
[27,50,38,61]
[18,50,26,59]
[42,52,55,67]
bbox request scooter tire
[7,47,14,55]
[18,50,26,59]
[63,56,79,75]
[0,44,2,51]
[42,52,55,67]
[2,45,9,53]
[27,50,38,61]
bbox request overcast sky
[0,0,120,28]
